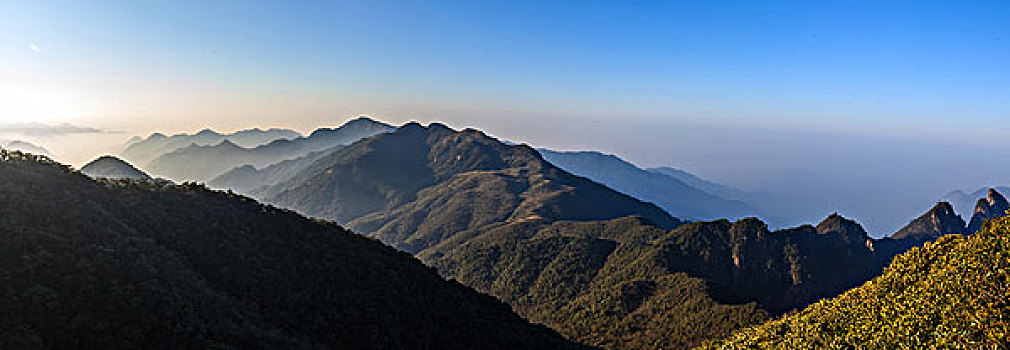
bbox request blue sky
[4,1,1008,129]
[1,1,1009,234]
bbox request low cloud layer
[0,122,105,136]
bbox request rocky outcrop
[967,188,1010,233]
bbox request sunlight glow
[0,83,88,123]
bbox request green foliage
[421,217,770,349]
[703,215,1010,349]
[422,214,903,349]
[0,150,578,349]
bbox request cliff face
[891,202,966,241]
[967,188,1010,233]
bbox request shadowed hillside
[0,150,580,349]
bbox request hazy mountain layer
[647,166,749,201]
[208,149,330,194]
[704,214,1010,348]
[264,122,681,254]
[540,150,755,220]
[1,140,52,157]
[0,150,578,349]
[121,127,300,166]
[80,155,152,180]
[145,118,394,182]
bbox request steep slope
[121,128,299,166]
[967,188,1010,233]
[890,202,966,241]
[80,155,152,180]
[647,166,749,201]
[0,150,578,349]
[420,214,898,349]
[146,117,393,182]
[704,215,1010,348]
[540,150,755,220]
[264,122,681,253]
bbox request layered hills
[208,149,330,194]
[0,150,578,349]
[122,127,299,166]
[253,120,987,348]
[263,122,681,253]
[139,117,393,182]
[705,214,1010,348]
[539,150,755,220]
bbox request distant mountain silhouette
[263,122,681,253]
[540,150,755,220]
[0,150,578,349]
[647,166,750,201]
[1,140,52,157]
[80,155,152,180]
[144,117,394,182]
[121,127,300,166]
[208,149,330,194]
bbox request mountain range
[0,150,578,349]
[35,117,1008,348]
[244,120,983,347]
[121,127,300,166]
[141,118,394,182]
[262,122,680,253]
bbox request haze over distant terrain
[2,1,1008,235]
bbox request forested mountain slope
[0,150,579,349]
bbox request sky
[1,0,1009,235]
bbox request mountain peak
[816,213,871,245]
[80,155,151,180]
[986,188,1009,208]
[892,201,966,241]
[193,129,224,139]
[968,188,1010,232]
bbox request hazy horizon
[3,1,1009,235]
